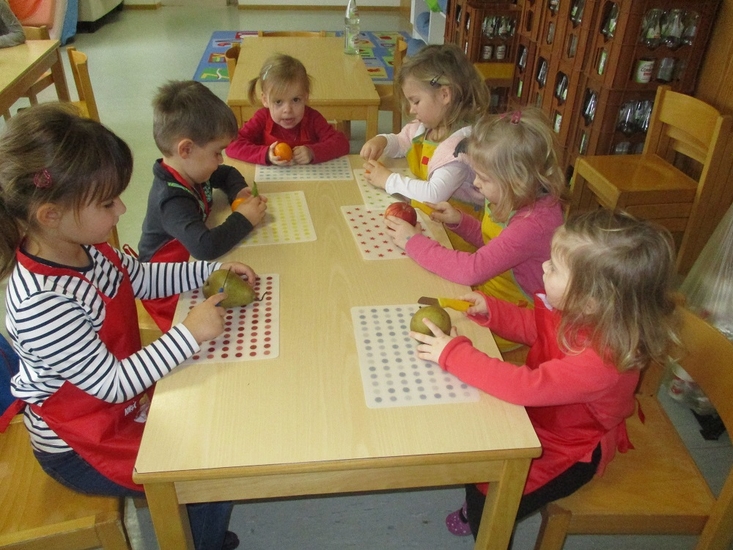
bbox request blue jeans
[35,449,233,550]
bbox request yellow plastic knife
[417,296,471,312]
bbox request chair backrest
[391,37,407,117]
[642,86,733,274]
[22,25,50,40]
[257,30,327,37]
[644,85,730,175]
[66,47,100,123]
[673,307,733,548]
[225,43,240,80]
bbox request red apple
[384,202,418,226]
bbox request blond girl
[225,53,349,165]
[412,209,679,538]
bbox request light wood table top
[0,40,70,114]
[134,156,540,550]
[226,36,380,139]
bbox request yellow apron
[406,137,481,252]
[475,206,534,352]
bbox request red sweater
[439,294,639,494]
[225,106,349,165]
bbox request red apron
[18,243,151,491]
[478,297,635,496]
[142,161,208,332]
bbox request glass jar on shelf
[640,8,663,49]
[601,2,619,40]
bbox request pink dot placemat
[177,274,280,363]
[341,205,435,260]
[254,156,353,182]
[238,191,316,247]
[351,304,479,409]
[353,168,413,211]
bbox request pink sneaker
[445,501,472,536]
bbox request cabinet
[507,0,720,174]
[411,0,447,44]
[444,0,519,110]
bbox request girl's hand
[218,262,257,286]
[360,136,387,161]
[363,160,390,189]
[268,142,291,166]
[182,293,228,344]
[459,291,488,316]
[430,201,462,225]
[292,145,314,165]
[410,319,458,364]
[234,195,268,227]
[384,216,421,249]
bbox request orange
[273,142,293,161]
[231,197,247,211]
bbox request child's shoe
[445,501,472,536]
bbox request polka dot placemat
[254,156,353,182]
[178,274,280,363]
[351,305,479,409]
[239,191,316,247]
[341,205,434,260]
[353,168,413,210]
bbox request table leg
[144,482,194,549]
[50,49,70,102]
[474,457,532,550]
[365,106,379,141]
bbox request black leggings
[465,443,601,541]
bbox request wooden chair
[21,26,56,105]
[533,307,733,550]
[568,85,733,274]
[257,30,326,37]
[66,47,100,123]
[375,36,407,134]
[0,415,131,549]
[225,43,240,80]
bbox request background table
[226,36,380,139]
[0,40,70,114]
[133,156,541,550]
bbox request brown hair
[397,43,489,134]
[0,103,132,278]
[247,54,312,106]
[465,108,566,222]
[153,80,238,156]
[553,209,679,371]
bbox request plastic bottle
[344,0,360,55]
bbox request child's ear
[35,203,62,228]
[438,86,453,106]
[177,138,195,159]
[260,92,269,108]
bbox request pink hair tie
[33,169,53,189]
[499,110,522,124]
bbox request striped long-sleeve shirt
[6,245,218,453]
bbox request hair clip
[33,169,53,189]
[429,72,444,87]
[262,64,272,81]
[499,110,523,125]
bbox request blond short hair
[465,107,566,222]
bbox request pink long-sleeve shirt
[404,195,563,296]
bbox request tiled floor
[2,4,732,549]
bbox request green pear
[410,305,452,336]
[202,269,256,308]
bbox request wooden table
[226,36,380,140]
[0,40,70,114]
[133,156,541,549]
